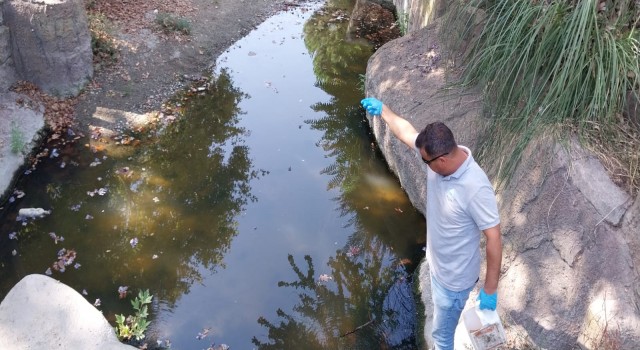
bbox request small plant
[115,289,153,341]
[155,12,191,35]
[10,121,25,154]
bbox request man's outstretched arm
[361,98,419,149]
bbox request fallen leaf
[318,274,332,282]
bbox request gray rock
[4,0,93,97]
[0,25,16,91]
[0,274,137,350]
[0,26,11,64]
[556,140,631,226]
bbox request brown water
[0,2,426,349]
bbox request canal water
[0,1,426,349]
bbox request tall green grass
[441,0,640,192]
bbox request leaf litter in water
[48,232,64,244]
[318,274,333,282]
[118,286,128,299]
[196,327,211,340]
[51,248,77,273]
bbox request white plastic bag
[461,303,506,350]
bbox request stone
[0,26,11,64]
[4,0,93,97]
[0,274,137,350]
[559,140,632,226]
[0,25,16,91]
[0,60,17,91]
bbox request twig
[340,318,375,337]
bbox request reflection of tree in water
[303,0,372,93]
[252,250,417,349]
[250,2,423,348]
[109,68,263,306]
[303,1,424,248]
[0,69,262,318]
[303,0,374,196]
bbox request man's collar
[442,146,471,181]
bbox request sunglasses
[422,152,448,165]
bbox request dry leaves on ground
[11,81,78,137]
[87,0,196,32]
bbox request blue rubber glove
[360,97,383,116]
[477,289,497,310]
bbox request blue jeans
[430,274,475,350]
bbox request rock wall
[3,0,93,97]
[0,0,17,91]
[364,16,640,350]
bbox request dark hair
[414,122,457,156]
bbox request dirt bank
[74,0,309,132]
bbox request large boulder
[3,0,93,97]
[0,274,137,350]
[364,21,640,349]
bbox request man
[361,97,502,350]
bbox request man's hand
[477,289,497,310]
[361,97,383,116]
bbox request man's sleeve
[467,185,500,230]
